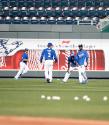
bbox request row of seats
[0,6,109,18]
[0,0,109,8]
[0,16,98,25]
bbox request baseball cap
[78,44,83,47]
[47,42,53,47]
[25,48,28,51]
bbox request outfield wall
[0,25,109,78]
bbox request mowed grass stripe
[0,87,109,92]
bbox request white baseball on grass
[41,95,45,99]
[83,95,88,100]
[74,96,79,101]
[86,97,91,102]
[103,96,108,101]
[46,96,51,100]
[52,96,61,100]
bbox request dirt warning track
[0,116,109,125]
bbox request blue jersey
[68,56,78,67]
[22,52,28,64]
[40,48,57,62]
[77,50,88,66]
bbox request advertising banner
[0,38,108,71]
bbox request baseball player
[14,48,29,80]
[40,42,57,83]
[77,44,89,83]
[63,51,78,82]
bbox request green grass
[0,78,109,120]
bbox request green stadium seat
[31,17,39,24]
[46,7,55,17]
[22,16,29,24]
[57,17,65,24]
[47,17,56,24]
[40,17,47,24]
[5,16,12,24]
[12,16,21,24]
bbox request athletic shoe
[46,78,50,83]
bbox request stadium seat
[54,7,62,17]
[47,17,56,24]
[10,7,19,17]
[26,0,34,7]
[28,7,37,17]
[57,17,65,24]
[3,7,10,16]
[105,7,109,17]
[61,0,69,7]
[69,0,78,7]
[46,7,55,17]
[5,16,11,24]
[95,7,106,18]
[9,0,17,7]
[34,0,44,7]
[44,0,52,8]
[0,9,3,16]
[63,7,72,17]
[1,0,8,7]
[65,17,73,24]
[52,0,61,7]
[22,16,29,24]
[37,7,46,17]
[94,0,102,7]
[31,16,39,24]
[85,0,95,7]
[74,17,80,25]
[18,0,26,7]
[103,1,109,7]
[12,16,21,24]
[88,7,96,17]
[78,7,88,17]
[71,7,79,17]
[79,17,91,25]
[0,16,4,24]
[78,0,86,7]
[20,7,28,17]
[40,17,47,24]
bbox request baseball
[74,96,79,101]
[52,96,61,100]
[46,96,51,100]
[41,95,45,99]
[83,95,88,100]
[103,96,108,101]
[86,97,91,102]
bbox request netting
[27,49,43,70]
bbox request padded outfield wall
[0,24,109,78]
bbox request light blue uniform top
[77,50,88,66]
[40,48,57,62]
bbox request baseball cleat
[46,78,50,83]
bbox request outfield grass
[0,78,109,120]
